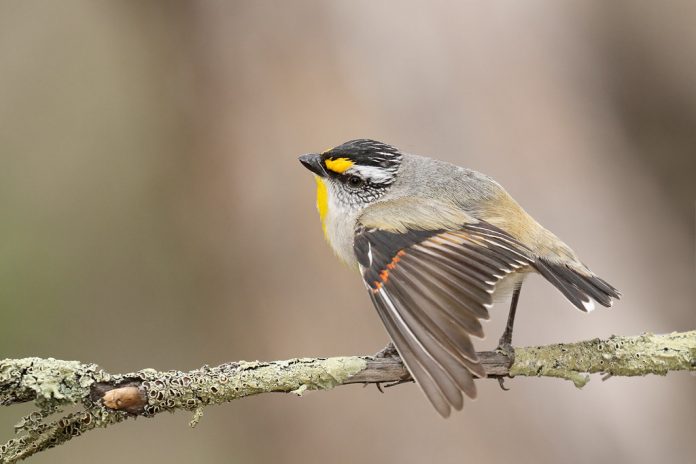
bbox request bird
[298,139,620,417]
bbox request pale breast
[321,183,361,268]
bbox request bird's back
[385,154,580,264]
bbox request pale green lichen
[0,358,108,407]
[319,357,368,386]
[0,358,117,463]
[510,331,696,387]
[188,407,204,428]
[131,356,367,420]
[291,384,308,396]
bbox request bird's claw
[384,379,414,389]
[497,377,510,391]
[365,382,386,393]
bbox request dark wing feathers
[409,246,494,299]
[395,260,487,334]
[355,221,535,416]
[434,234,517,277]
[384,276,480,365]
[355,220,620,416]
[370,289,466,412]
[369,291,453,416]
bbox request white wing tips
[581,298,596,313]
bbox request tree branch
[1,331,694,462]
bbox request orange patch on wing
[371,250,407,293]
[379,250,406,284]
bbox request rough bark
[1,331,694,463]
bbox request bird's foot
[495,337,515,391]
[374,341,399,359]
[372,342,409,393]
[496,336,515,362]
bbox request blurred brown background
[1,1,694,463]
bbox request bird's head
[299,139,403,210]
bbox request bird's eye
[347,175,364,188]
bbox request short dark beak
[298,153,326,177]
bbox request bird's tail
[534,259,621,312]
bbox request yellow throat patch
[314,176,329,239]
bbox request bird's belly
[492,270,529,304]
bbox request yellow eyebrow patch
[324,157,354,174]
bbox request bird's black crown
[322,139,402,170]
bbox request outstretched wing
[354,221,535,417]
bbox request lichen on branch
[509,331,696,387]
[1,331,694,463]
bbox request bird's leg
[496,284,522,390]
[498,283,522,353]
